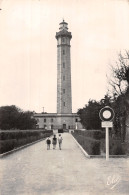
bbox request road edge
[71,134,90,158]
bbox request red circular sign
[99,106,114,121]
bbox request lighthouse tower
[56,20,72,114]
[34,20,82,130]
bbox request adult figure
[58,134,63,150]
[52,134,57,149]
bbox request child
[46,137,51,150]
[58,134,63,150]
[52,135,57,149]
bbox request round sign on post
[99,106,115,161]
[99,106,114,122]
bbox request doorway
[63,124,66,129]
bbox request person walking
[52,134,57,149]
[58,134,63,150]
[46,137,51,150]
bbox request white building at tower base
[34,113,82,130]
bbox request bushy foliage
[0,130,53,154]
[101,137,125,155]
[77,95,112,130]
[111,94,126,141]
[78,100,101,129]
[108,51,129,97]
[0,130,52,140]
[74,130,105,140]
[72,132,100,155]
[107,51,129,142]
[0,105,37,130]
[77,52,129,141]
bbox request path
[0,133,129,195]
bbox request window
[62,38,65,42]
[44,118,46,123]
[63,62,65,68]
[63,89,65,93]
[63,50,65,55]
[51,118,53,122]
[75,119,78,122]
[64,102,65,106]
[63,76,65,80]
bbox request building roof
[34,113,79,117]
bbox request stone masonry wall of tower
[56,21,72,114]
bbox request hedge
[74,130,105,140]
[0,130,53,154]
[101,137,125,155]
[72,132,100,155]
[0,130,53,140]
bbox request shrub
[101,131,105,139]
[101,137,125,155]
[72,133,100,155]
[110,139,125,155]
[122,142,129,155]
[74,130,104,140]
[0,130,53,154]
[0,139,17,153]
[0,130,53,141]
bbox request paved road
[0,133,129,195]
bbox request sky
[0,0,129,113]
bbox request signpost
[99,106,115,161]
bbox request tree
[0,105,37,130]
[17,111,37,130]
[125,68,129,109]
[77,95,112,130]
[107,51,129,141]
[108,50,129,97]
[0,105,20,130]
[111,94,127,141]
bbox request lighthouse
[34,20,82,130]
[56,20,72,114]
